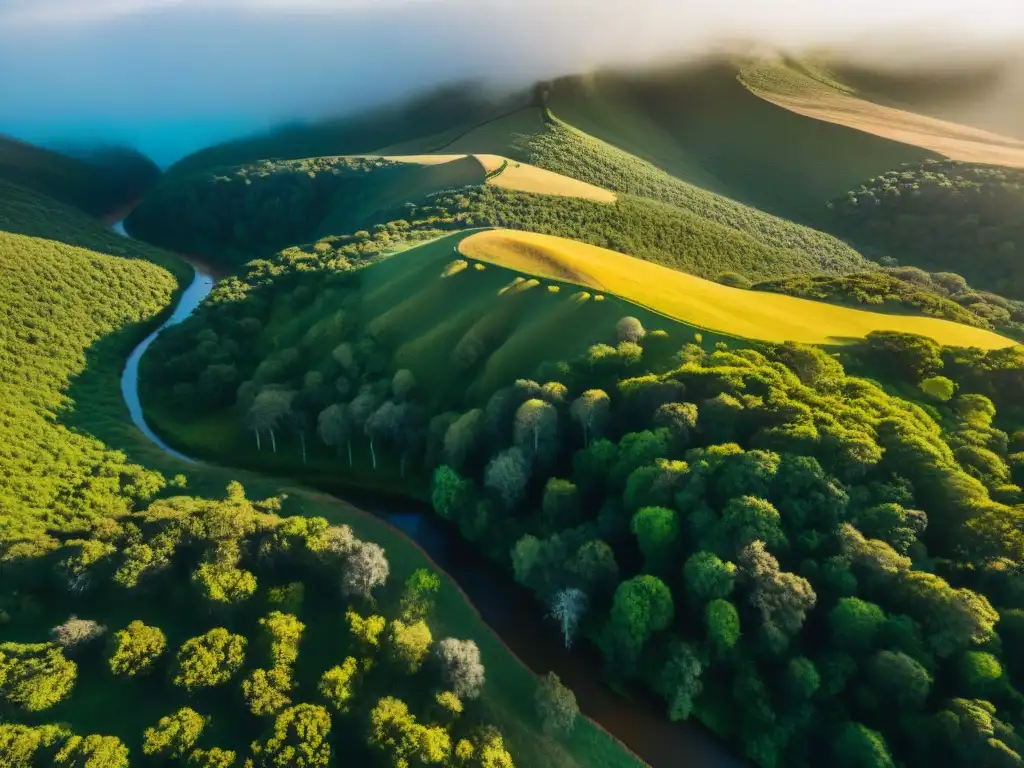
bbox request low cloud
[1,0,1022,165]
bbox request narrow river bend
[117,248,743,768]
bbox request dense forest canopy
[8,52,1024,768]
[140,184,1024,767]
[0,174,550,768]
[827,160,1024,299]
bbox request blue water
[118,258,215,463]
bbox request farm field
[458,229,1016,349]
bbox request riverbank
[98,237,657,768]
[112,231,744,767]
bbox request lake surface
[116,238,744,768]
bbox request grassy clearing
[740,58,1024,168]
[458,229,1016,349]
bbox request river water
[116,241,743,768]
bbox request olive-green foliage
[250,703,331,768]
[423,332,1024,768]
[0,642,77,712]
[106,621,167,677]
[172,628,247,692]
[0,180,187,547]
[828,160,1024,298]
[508,114,867,275]
[142,707,207,758]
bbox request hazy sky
[1,0,1023,165]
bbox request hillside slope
[546,61,932,222]
[741,59,1024,168]
[0,136,160,220]
[458,229,1014,349]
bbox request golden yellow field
[371,153,616,202]
[458,229,1017,349]
[741,62,1024,168]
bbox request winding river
[117,243,743,768]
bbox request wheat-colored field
[741,61,1024,168]
[372,153,616,202]
[458,229,1017,349]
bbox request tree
[828,598,886,653]
[854,504,926,555]
[187,747,237,767]
[400,568,441,622]
[514,399,558,466]
[568,539,619,597]
[535,672,579,735]
[920,375,955,402]
[248,388,293,452]
[432,465,474,522]
[107,621,166,676]
[898,570,998,657]
[317,404,352,466]
[388,619,432,674]
[783,657,820,703]
[258,611,304,669]
[652,640,703,721]
[549,588,589,649]
[484,448,530,509]
[864,331,943,383]
[366,696,423,765]
[50,617,106,651]
[53,734,129,768]
[833,723,895,768]
[684,551,736,602]
[712,496,786,558]
[541,478,580,532]
[192,545,258,607]
[172,628,246,692]
[956,651,1005,698]
[868,650,932,709]
[617,316,646,343]
[654,402,699,447]
[630,506,680,573]
[364,401,407,470]
[601,575,674,675]
[341,541,389,600]
[739,541,816,652]
[250,704,332,768]
[319,658,359,713]
[392,369,417,401]
[143,708,207,758]
[569,389,610,446]
[436,638,485,699]
[347,610,387,656]
[0,642,77,712]
[444,409,484,471]
[242,667,293,717]
[706,599,740,655]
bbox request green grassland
[545,60,934,222]
[0,176,642,768]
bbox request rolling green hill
[545,60,934,222]
[0,177,641,768]
[0,136,160,220]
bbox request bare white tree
[548,588,589,649]
[341,541,390,600]
[436,638,486,699]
